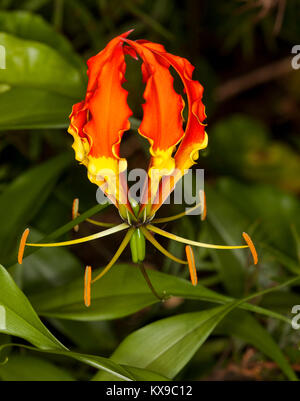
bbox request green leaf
[0,265,167,381]
[0,10,84,71]
[47,318,118,354]
[0,11,85,130]
[0,33,83,97]
[0,153,71,264]
[29,264,289,324]
[93,303,240,380]
[0,353,75,381]
[0,87,80,130]
[0,264,65,350]
[93,283,297,381]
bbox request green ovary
[130,228,146,263]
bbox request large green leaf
[0,265,167,381]
[48,318,118,354]
[29,264,289,323]
[0,264,65,350]
[0,33,83,97]
[0,153,71,264]
[93,302,241,380]
[0,10,84,71]
[93,287,296,381]
[0,87,80,130]
[0,11,85,130]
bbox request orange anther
[84,265,92,307]
[72,198,79,232]
[200,190,206,221]
[185,245,198,286]
[18,228,30,264]
[243,232,258,265]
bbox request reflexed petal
[132,40,208,212]
[141,42,208,172]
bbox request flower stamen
[84,265,92,307]
[72,198,80,232]
[72,198,115,229]
[152,198,203,224]
[18,228,30,264]
[25,223,129,248]
[85,218,115,228]
[141,227,188,265]
[147,224,248,250]
[242,232,258,265]
[91,228,134,283]
[185,245,197,286]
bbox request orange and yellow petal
[67,32,133,206]
[128,40,208,212]
[136,41,208,170]
[151,48,207,172]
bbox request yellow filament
[72,198,114,228]
[91,228,134,283]
[152,190,207,224]
[84,265,92,307]
[185,245,197,286]
[85,218,115,228]
[141,227,188,265]
[147,224,248,250]
[243,232,258,265]
[25,223,129,248]
[18,228,30,264]
[152,202,202,224]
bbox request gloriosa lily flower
[18,31,258,305]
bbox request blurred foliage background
[0,0,300,381]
